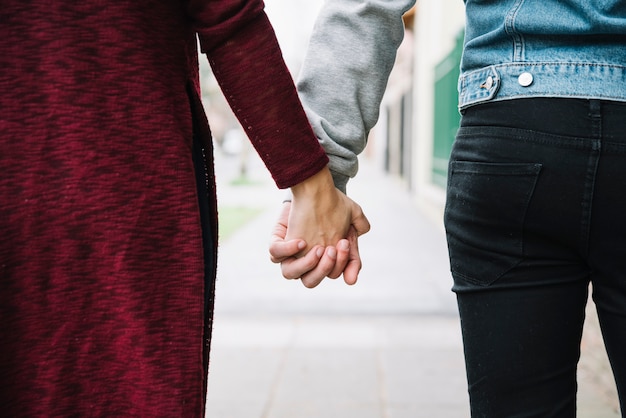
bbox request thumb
[351,206,370,236]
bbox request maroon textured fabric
[0,1,328,417]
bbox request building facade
[372,1,465,222]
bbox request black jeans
[444,98,626,417]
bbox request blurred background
[201,1,621,417]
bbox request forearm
[297,0,416,192]
[204,13,328,189]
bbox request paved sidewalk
[206,148,620,417]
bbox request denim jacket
[460,0,626,109]
[298,0,626,190]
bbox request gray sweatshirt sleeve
[297,0,416,193]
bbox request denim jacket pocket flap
[458,66,501,110]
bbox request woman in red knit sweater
[0,1,369,416]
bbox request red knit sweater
[0,1,327,416]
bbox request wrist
[290,166,336,200]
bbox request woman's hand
[269,203,365,287]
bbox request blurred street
[204,147,621,418]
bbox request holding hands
[269,167,370,288]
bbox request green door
[432,31,463,187]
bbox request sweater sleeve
[188,0,328,189]
[297,0,415,192]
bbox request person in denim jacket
[270,0,626,416]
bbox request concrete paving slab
[267,401,383,418]
[206,316,470,418]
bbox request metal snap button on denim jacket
[459,0,626,109]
